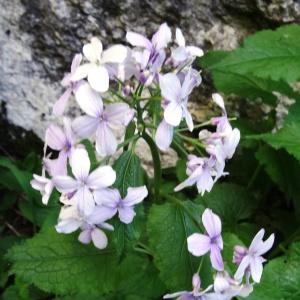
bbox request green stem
[176,133,205,149]
[247,164,262,190]
[142,131,161,202]
[197,256,204,274]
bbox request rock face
[0,0,298,158]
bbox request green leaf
[203,25,300,83]
[256,145,300,213]
[251,101,300,161]
[112,150,145,255]
[198,183,257,232]
[147,200,208,290]
[7,228,118,295]
[248,243,300,300]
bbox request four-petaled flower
[71,37,128,92]
[94,186,148,224]
[53,148,116,216]
[187,209,224,271]
[234,229,275,283]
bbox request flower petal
[52,176,78,193]
[88,65,109,93]
[202,208,222,238]
[210,244,224,271]
[87,205,117,224]
[249,229,265,253]
[187,233,211,256]
[126,32,152,49]
[93,188,120,206]
[250,256,264,283]
[87,165,116,190]
[72,115,98,138]
[212,93,226,115]
[75,186,95,216]
[118,206,136,224]
[104,103,134,127]
[74,81,103,117]
[182,106,194,132]
[159,73,181,102]
[151,23,172,50]
[164,102,182,127]
[123,186,148,206]
[70,148,90,180]
[83,37,102,63]
[55,218,81,234]
[257,233,275,256]
[45,124,66,150]
[234,255,251,281]
[78,229,92,244]
[155,120,174,151]
[71,53,83,73]
[71,63,93,81]
[186,46,204,57]
[53,88,72,116]
[102,45,128,63]
[175,28,185,47]
[91,228,108,249]
[95,123,118,156]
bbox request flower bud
[233,245,248,265]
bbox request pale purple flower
[234,229,275,283]
[55,204,115,249]
[44,117,77,176]
[127,23,171,85]
[174,155,223,195]
[187,209,224,271]
[71,37,128,92]
[52,148,116,216]
[160,69,198,131]
[164,273,213,300]
[93,186,148,224]
[72,82,134,156]
[171,28,204,67]
[53,53,82,115]
[31,174,54,205]
[155,119,174,151]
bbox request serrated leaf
[247,243,300,300]
[147,200,208,290]
[204,25,300,83]
[7,228,118,295]
[112,150,145,255]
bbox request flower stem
[197,256,204,274]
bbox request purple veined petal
[63,117,74,144]
[53,88,72,116]
[141,49,151,69]
[181,70,196,98]
[44,151,68,177]
[256,233,275,256]
[212,93,226,115]
[224,128,240,159]
[210,244,224,271]
[175,28,186,47]
[83,37,102,63]
[42,181,54,205]
[74,81,103,117]
[45,124,66,151]
[70,148,91,181]
[104,103,134,127]
[87,165,116,190]
[151,49,166,71]
[71,53,83,73]
[95,122,118,157]
[196,168,214,196]
[250,256,264,283]
[71,63,93,81]
[126,31,152,49]
[123,186,148,206]
[159,73,181,102]
[174,166,203,192]
[78,229,92,244]
[186,46,204,57]
[172,47,188,63]
[202,209,222,239]
[52,175,78,193]
[164,102,183,127]
[102,45,128,64]
[249,229,265,253]
[187,233,211,256]
[55,218,82,234]
[93,188,120,206]
[118,206,136,224]
[72,115,98,139]
[182,105,194,132]
[88,65,109,93]
[151,23,172,50]
[87,205,117,224]
[155,120,174,151]
[234,255,251,281]
[91,228,108,249]
[163,291,189,299]
[75,186,95,216]
[215,235,224,250]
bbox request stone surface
[0,0,296,160]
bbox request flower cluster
[31,23,239,251]
[165,209,275,300]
